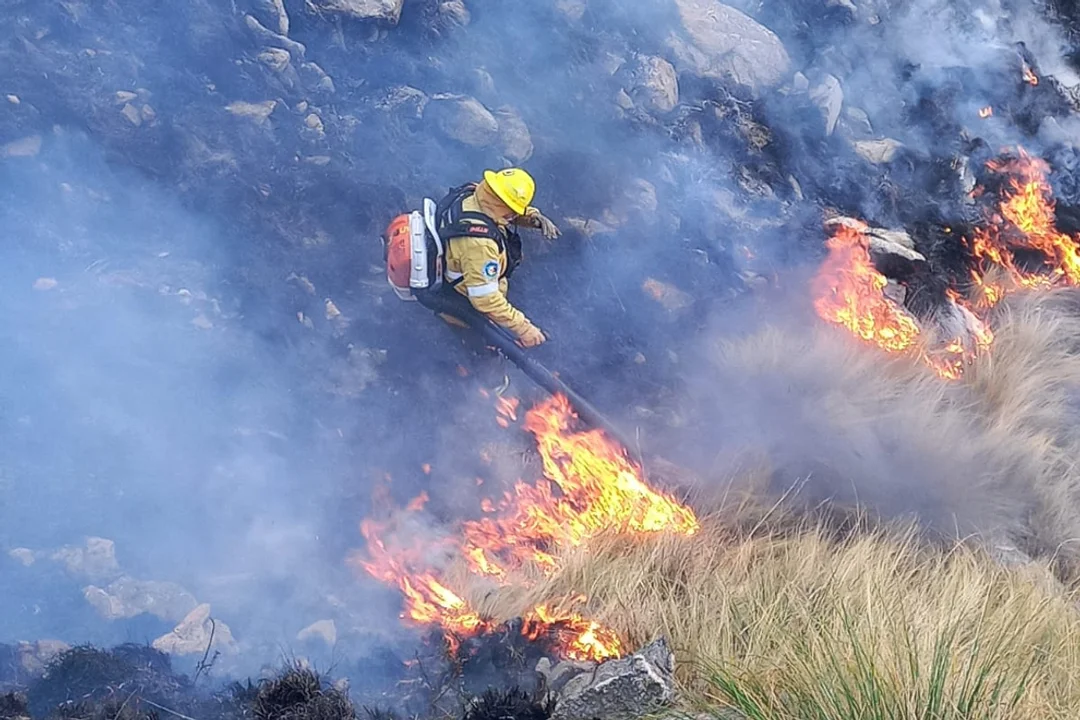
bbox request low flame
[813,146,1080,378]
[811,220,921,354]
[811,221,990,379]
[1022,63,1039,86]
[351,393,698,662]
[979,106,993,119]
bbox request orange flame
[462,394,698,580]
[811,221,921,353]
[979,106,993,119]
[811,222,989,379]
[813,145,1080,379]
[970,151,1080,305]
[1022,64,1039,86]
[351,393,697,662]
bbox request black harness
[435,183,523,288]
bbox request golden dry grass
[463,288,1080,718]
[468,517,1080,719]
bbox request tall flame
[970,150,1080,306]
[351,393,698,662]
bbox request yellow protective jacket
[443,194,533,337]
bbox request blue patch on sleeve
[483,261,499,279]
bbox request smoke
[5,0,1080,685]
[0,129,416,674]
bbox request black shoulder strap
[435,183,477,230]
[443,211,505,247]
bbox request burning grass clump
[472,516,1080,719]
[253,663,355,720]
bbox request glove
[525,208,561,240]
[517,324,547,348]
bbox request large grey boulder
[548,638,676,720]
[625,55,680,114]
[667,0,790,97]
[495,106,534,163]
[310,0,404,24]
[425,94,500,148]
[251,0,289,35]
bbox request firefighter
[434,167,560,347]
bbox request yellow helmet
[483,167,535,215]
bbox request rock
[555,0,587,21]
[121,103,142,126]
[16,640,70,678]
[425,94,499,148]
[310,0,404,24]
[853,138,903,164]
[565,217,618,238]
[50,537,121,581]
[495,106,534,163]
[114,90,138,104]
[827,0,857,11]
[929,298,993,352]
[226,100,278,126]
[244,15,306,59]
[303,113,326,141]
[152,603,236,656]
[437,1,471,30]
[258,48,292,73]
[376,86,429,118]
[1,135,42,158]
[552,638,675,720]
[253,0,289,35]
[300,62,336,94]
[808,73,843,136]
[626,55,679,114]
[544,659,597,694]
[83,577,199,622]
[297,619,338,646]
[843,106,873,138]
[6,94,20,104]
[668,0,791,96]
[825,217,925,278]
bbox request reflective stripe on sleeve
[466,282,500,298]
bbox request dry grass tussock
[678,287,1080,584]
[469,517,1080,719]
